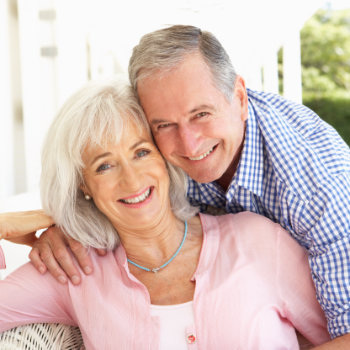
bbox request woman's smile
[119,186,154,207]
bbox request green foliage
[300,8,350,145]
[303,92,350,145]
[301,9,350,92]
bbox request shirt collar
[231,96,265,197]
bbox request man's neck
[216,167,235,192]
[216,142,244,191]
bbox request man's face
[137,53,248,188]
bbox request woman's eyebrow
[90,152,112,166]
[89,140,150,166]
[130,139,149,150]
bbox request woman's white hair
[40,78,198,250]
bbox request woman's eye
[136,149,150,158]
[97,163,111,172]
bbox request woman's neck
[116,212,186,269]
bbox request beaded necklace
[127,221,188,273]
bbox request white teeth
[120,188,151,204]
[189,147,214,161]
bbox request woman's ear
[80,184,91,199]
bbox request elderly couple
[1,25,350,349]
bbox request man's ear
[233,75,249,122]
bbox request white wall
[2,0,323,199]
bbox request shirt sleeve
[274,226,331,345]
[297,173,350,338]
[0,261,76,332]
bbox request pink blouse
[0,212,330,349]
[0,246,5,269]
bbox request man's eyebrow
[150,105,215,125]
[150,119,168,126]
[189,104,214,114]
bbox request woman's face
[81,120,171,231]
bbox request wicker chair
[0,323,84,350]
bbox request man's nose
[177,125,202,156]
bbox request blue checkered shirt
[187,88,350,338]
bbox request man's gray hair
[129,25,237,101]
[40,79,198,250]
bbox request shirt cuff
[0,245,6,269]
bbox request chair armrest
[0,323,84,350]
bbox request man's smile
[188,145,217,161]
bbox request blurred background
[0,0,349,276]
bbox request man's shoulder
[246,89,350,194]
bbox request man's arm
[312,333,350,349]
[300,173,350,340]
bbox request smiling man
[128,25,350,346]
[135,52,248,190]
[26,25,350,346]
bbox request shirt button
[187,334,196,344]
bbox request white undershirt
[150,301,194,349]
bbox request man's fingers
[95,248,107,256]
[44,227,81,285]
[67,237,93,275]
[28,246,47,274]
[37,241,69,284]
[28,225,108,285]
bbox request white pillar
[0,0,15,198]
[17,0,58,192]
[55,0,88,106]
[283,30,302,104]
[263,50,279,94]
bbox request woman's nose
[119,163,142,190]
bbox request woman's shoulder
[199,211,299,258]
[200,211,280,238]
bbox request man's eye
[157,123,171,130]
[196,112,208,118]
[97,163,111,172]
[136,149,150,158]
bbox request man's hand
[311,333,350,349]
[29,226,106,285]
[0,210,54,244]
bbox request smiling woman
[39,79,196,249]
[0,79,330,349]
